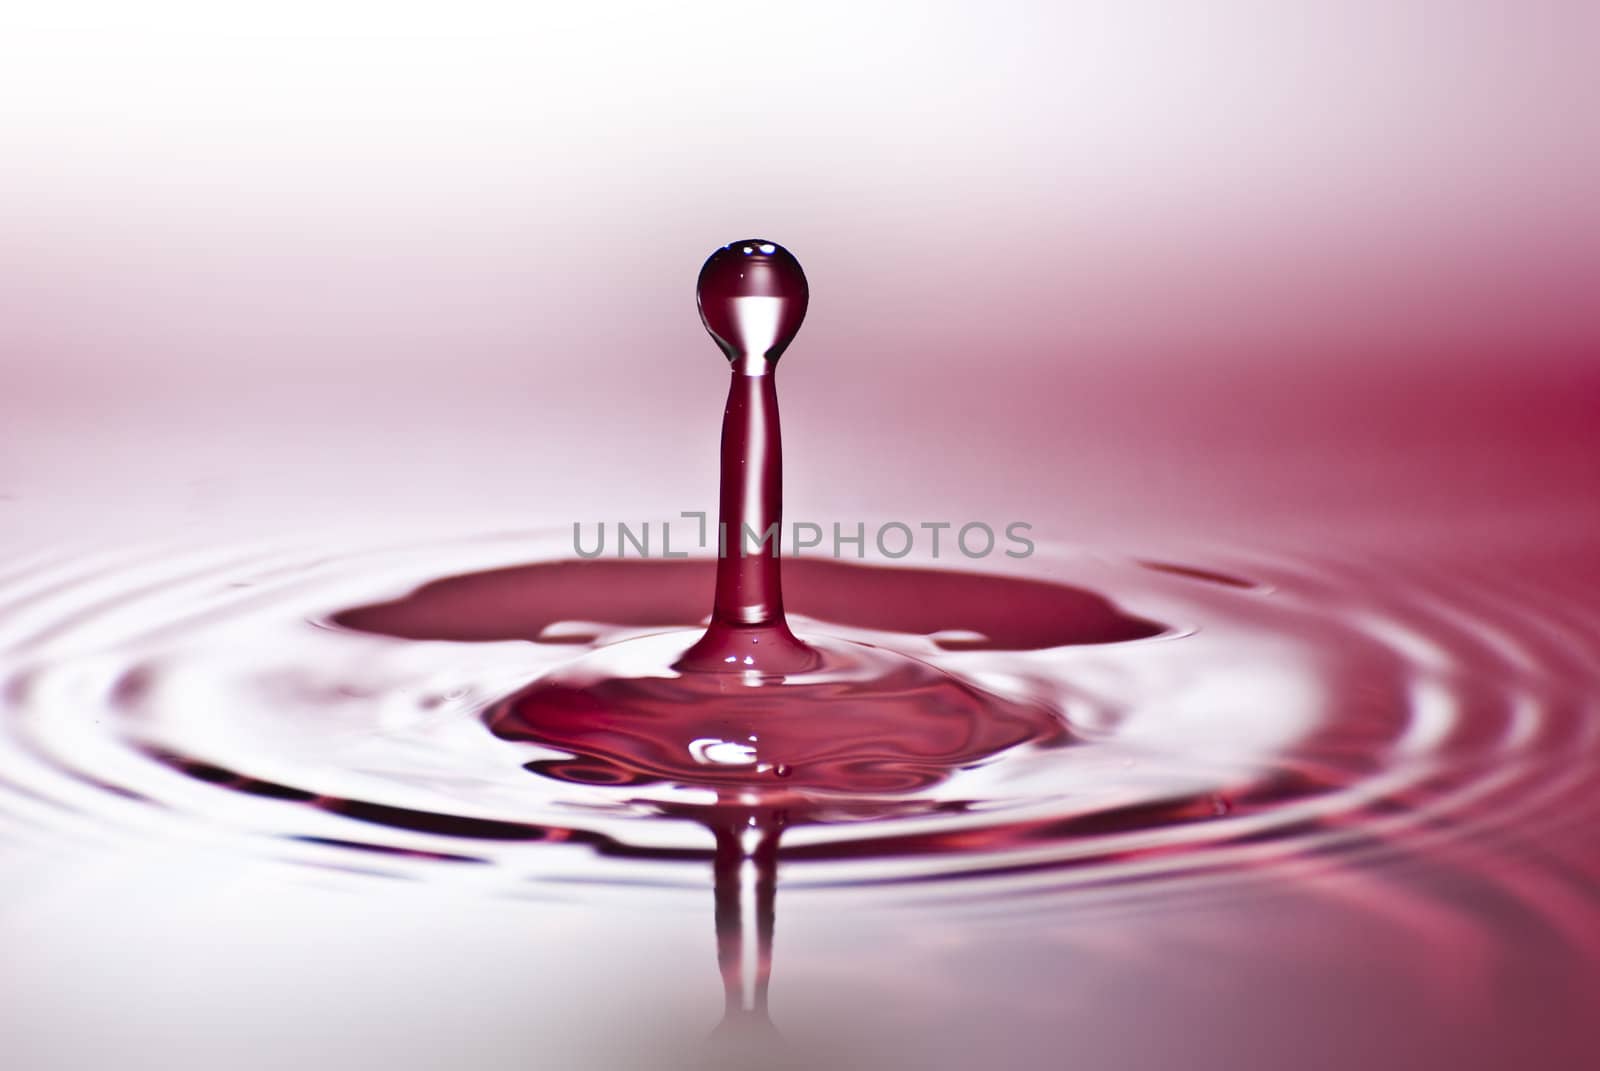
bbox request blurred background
[0,3,1597,1069]
[2,0,1594,551]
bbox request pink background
[3,2,1595,554]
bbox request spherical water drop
[697,239,808,371]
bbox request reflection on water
[1,533,1598,1061]
[710,804,783,1041]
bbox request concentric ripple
[0,531,1597,923]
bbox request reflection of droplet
[690,738,759,766]
[537,620,604,645]
[930,629,991,650]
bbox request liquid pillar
[681,240,815,675]
[486,238,1075,1038]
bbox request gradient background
[1,3,1598,1069]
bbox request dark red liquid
[477,239,1131,1031]
[84,236,1592,1066]
[3,27,1598,1062]
[484,242,1091,798]
[680,240,812,673]
[333,556,1161,652]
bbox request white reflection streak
[730,297,783,364]
[739,821,762,1012]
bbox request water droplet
[696,239,808,370]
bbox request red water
[489,243,1087,796]
[335,241,1600,1060]
[486,240,1106,1027]
[0,3,1596,1063]
[2,235,1598,1071]
[682,240,809,671]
